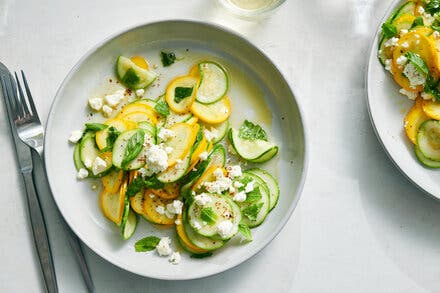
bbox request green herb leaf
[126,177,144,197]
[427,0,440,14]
[405,52,429,76]
[121,130,145,169]
[411,16,424,29]
[174,87,193,103]
[424,75,440,101]
[160,51,176,67]
[200,207,217,225]
[121,68,140,88]
[381,22,397,39]
[144,175,165,189]
[432,25,440,32]
[242,202,264,221]
[238,222,252,242]
[190,252,213,258]
[102,126,121,152]
[245,188,262,203]
[134,236,160,252]
[238,120,268,141]
[154,100,170,116]
[85,123,108,132]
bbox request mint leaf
[190,252,213,258]
[121,129,145,169]
[411,16,424,29]
[238,120,268,141]
[200,207,217,225]
[432,25,440,32]
[174,87,193,103]
[242,203,264,221]
[381,22,397,39]
[238,222,252,242]
[160,51,176,67]
[134,236,160,252]
[126,177,144,197]
[424,75,440,101]
[144,175,164,189]
[245,188,262,203]
[405,52,429,76]
[85,123,108,132]
[102,126,121,152]
[427,0,440,14]
[121,68,140,89]
[154,100,170,116]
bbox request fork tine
[2,73,19,120]
[14,72,28,117]
[20,70,38,118]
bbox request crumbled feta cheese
[403,63,426,86]
[384,37,399,48]
[175,219,182,225]
[385,59,392,72]
[400,29,408,36]
[199,151,208,161]
[203,128,217,142]
[434,31,440,39]
[68,130,83,143]
[138,167,154,178]
[245,181,256,193]
[418,6,425,14]
[213,168,224,179]
[233,181,244,188]
[88,97,103,111]
[135,89,145,97]
[156,206,165,215]
[415,34,420,39]
[226,165,242,178]
[144,144,169,174]
[166,200,183,215]
[102,105,113,117]
[217,220,234,238]
[204,177,233,194]
[193,220,202,230]
[104,90,125,107]
[396,55,408,66]
[149,193,155,199]
[156,237,172,256]
[84,158,93,169]
[169,251,181,265]
[77,168,89,179]
[165,210,174,219]
[422,92,434,101]
[399,88,418,100]
[176,159,183,164]
[233,191,247,202]
[157,128,175,141]
[194,193,212,206]
[165,146,173,154]
[92,157,107,175]
[401,42,409,48]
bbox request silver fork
[1,67,95,293]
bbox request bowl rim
[44,19,309,280]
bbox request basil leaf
[238,222,252,242]
[411,16,424,29]
[134,236,160,252]
[244,188,262,203]
[190,252,213,258]
[200,207,217,225]
[126,177,144,197]
[242,202,264,221]
[144,175,165,189]
[381,22,397,39]
[85,123,108,132]
[426,0,440,14]
[121,68,140,88]
[174,87,193,103]
[154,100,170,116]
[405,52,429,76]
[121,130,145,169]
[238,120,268,141]
[160,51,176,67]
[102,126,121,152]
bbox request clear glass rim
[218,0,287,17]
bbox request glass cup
[218,0,287,18]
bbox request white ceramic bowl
[45,20,308,279]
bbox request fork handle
[22,170,58,293]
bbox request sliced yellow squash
[130,55,149,70]
[150,187,179,200]
[118,110,158,125]
[422,99,440,120]
[130,191,146,215]
[100,179,126,225]
[188,137,208,171]
[163,123,197,167]
[189,64,199,77]
[101,170,125,193]
[165,76,198,114]
[191,96,231,124]
[175,213,208,254]
[404,98,430,144]
[185,116,199,126]
[95,118,136,150]
[143,190,175,225]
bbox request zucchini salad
[68,53,280,263]
[379,1,440,168]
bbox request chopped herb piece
[126,177,144,197]
[200,207,217,225]
[121,129,145,169]
[160,51,176,67]
[144,175,165,189]
[244,188,262,203]
[381,22,397,39]
[102,126,121,152]
[242,202,264,221]
[424,75,440,101]
[85,123,108,132]
[411,16,424,29]
[432,25,440,32]
[121,68,140,88]
[426,0,440,14]
[154,100,170,116]
[174,87,193,103]
[134,236,160,252]
[238,222,252,242]
[405,52,429,76]
[190,252,213,258]
[238,120,268,141]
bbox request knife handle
[22,170,58,293]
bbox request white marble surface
[0,0,440,292]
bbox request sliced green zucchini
[183,211,224,251]
[73,143,85,171]
[156,150,192,183]
[112,129,153,170]
[417,120,440,161]
[204,120,229,144]
[388,1,416,24]
[116,56,157,90]
[120,197,138,240]
[137,121,156,138]
[246,168,279,211]
[196,61,228,104]
[80,133,112,176]
[415,146,440,168]
[163,112,193,128]
[228,128,278,163]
